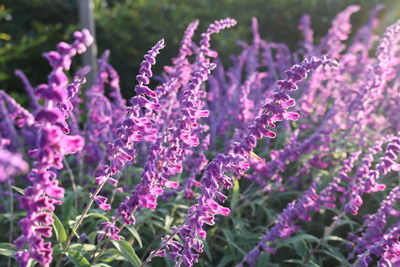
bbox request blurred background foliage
[1,0,399,101]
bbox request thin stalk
[139,229,164,262]
[7,180,14,267]
[141,219,188,267]
[55,177,109,267]
[63,158,78,209]
[89,239,105,263]
[91,240,110,264]
[89,173,124,263]
[303,211,345,264]
[108,173,122,207]
[90,222,126,263]
[78,157,84,201]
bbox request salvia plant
[1,4,400,267]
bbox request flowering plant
[1,5,400,267]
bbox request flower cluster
[13,29,93,267]
[356,222,400,267]
[350,186,400,258]
[94,39,165,190]
[345,135,400,215]
[115,63,216,227]
[147,56,337,267]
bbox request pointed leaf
[275,234,319,249]
[216,255,232,267]
[126,226,143,248]
[11,186,25,195]
[110,239,141,267]
[66,249,91,267]
[0,243,15,257]
[53,213,67,245]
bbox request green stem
[91,240,110,264]
[90,223,126,264]
[140,219,188,267]
[55,177,109,267]
[89,239,105,263]
[7,181,14,267]
[303,212,345,264]
[139,229,163,263]
[63,158,78,210]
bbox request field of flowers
[0,4,399,267]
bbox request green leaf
[126,226,143,248]
[11,186,25,195]
[52,213,67,245]
[101,248,126,262]
[324,235,346,243]
[307,260,321,267]
[216,255,232,267]
[230,179,240,210]
[71,226,80,239]
[285,259,319,267]
[69,244,97,252]
[164,215,174,230]
[69,213,109,239]
[256,252,271,267]
[164,256,175,267]
[61,191,75,222]
[222,230,246,255]
[336,216,359,229]
[110,239,141,267]
[319,249,348,265]
[203,239,212,261]
[27,259,37,267]
[75,213,110,222]
[293,240,308,257]
[284,259,304,264]
[1,211,25,221]
[0,243,15,257]
[0,72,10,81]
[275,234,319,249]
[320,243,349,265]
[66,249,91,266]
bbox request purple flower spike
[101,19,236,244]
[316,5,361,58]
[298,14,314,56]
[37,28,94,134]
[349,186,400,260]
[133,39,165,101]
[114,63,216,229]
[345,135,400,215]
[198,17,237,63]
[0,90,35,128]
[15,70,41,112]
[172,20,199,64]
[0,139,29,182]
[14,29,92,267]
[240,183,319,266]
[84,50,119,169]
[148,56,337,267]
[355,223,400,267]
[318,150,362,209]
[89,39,166,222]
